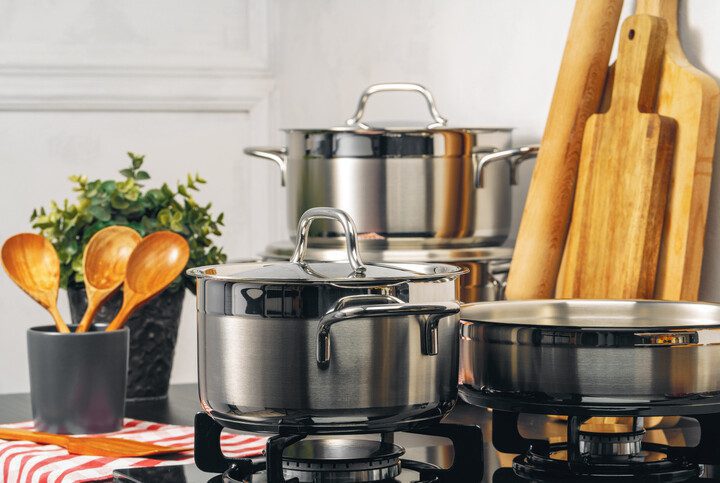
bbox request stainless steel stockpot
[245,83,538,246]
[188,208,466,434]
[459,300,720,408]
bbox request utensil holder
[27,324,129,434]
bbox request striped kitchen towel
[0,419,267,483]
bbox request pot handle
[346,83,448,129]
[474,145,539,188]
[243,147,287,187]
[316,294,460,366]
[291,207,366,275]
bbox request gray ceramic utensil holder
[27,324,129,434]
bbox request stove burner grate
[194,412,484,483]
[513,443,701,482]
[489,410,720,482]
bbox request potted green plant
[31,152,226,400]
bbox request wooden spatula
[556,14,676,299]
[0,427,192,457]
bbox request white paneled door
[0,0,280,393]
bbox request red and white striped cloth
[0,419,267,483]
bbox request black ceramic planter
[67,286,185,401]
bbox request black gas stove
[113,404,720,482]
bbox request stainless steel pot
[263,240,512,303]
[188,208,466,434]
[245,83,538,246]
[459,300,720,410]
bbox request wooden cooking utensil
[0,427,192,457]
[1,234,70,333]
[505,0,623,300]
[556,15,676,299]
[75,226,142,333]
[105,231,189,332]
[636,0,720,301]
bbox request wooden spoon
[0,427,192,457]
[105,231,189,332]
[1,234,70,333]
[75,226,142,333]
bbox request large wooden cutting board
[636,0,720,301]
[556,15,676,299]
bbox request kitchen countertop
[0,383,202,427]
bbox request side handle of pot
[316,294,460,367]
[243,147,287,187]
[473,145,539,188]
[489,259,511,301]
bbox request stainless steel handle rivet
[346,83,448,129]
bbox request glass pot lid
[187,207,467,284]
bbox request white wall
[2,0,720,393]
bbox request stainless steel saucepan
[245,83,538,246]
[188,207,466,434]
[459,299,720,410]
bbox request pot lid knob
[290,207,367,275]
[345,83,448,130]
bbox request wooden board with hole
[556,15,677,299]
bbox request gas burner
[220,439,406,482]
[281,439,404,482]
[194,413,484,483]
[489,410,720,482]
[577,419,646,458]
[513,444,701,482]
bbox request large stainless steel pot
[459,300,720,412]
[263,239,512,303]
[188,208,466,434]
[245,83,538,246]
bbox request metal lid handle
[290,207,366,274]
[345,83,448,129]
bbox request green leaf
[129,152,144,169]
[100,180,116,193]
[119,168,134,178]
[135,170,150,180]
[87,205,111,221]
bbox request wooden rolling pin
[505,0,623,300]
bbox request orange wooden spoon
[1,234,70,333]
[105,231,189,332]
[76,226,142,333]
[0,427,192,457]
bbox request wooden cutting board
[556,15,677,299]
[505,0,623,300]
[636,0,720,301]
